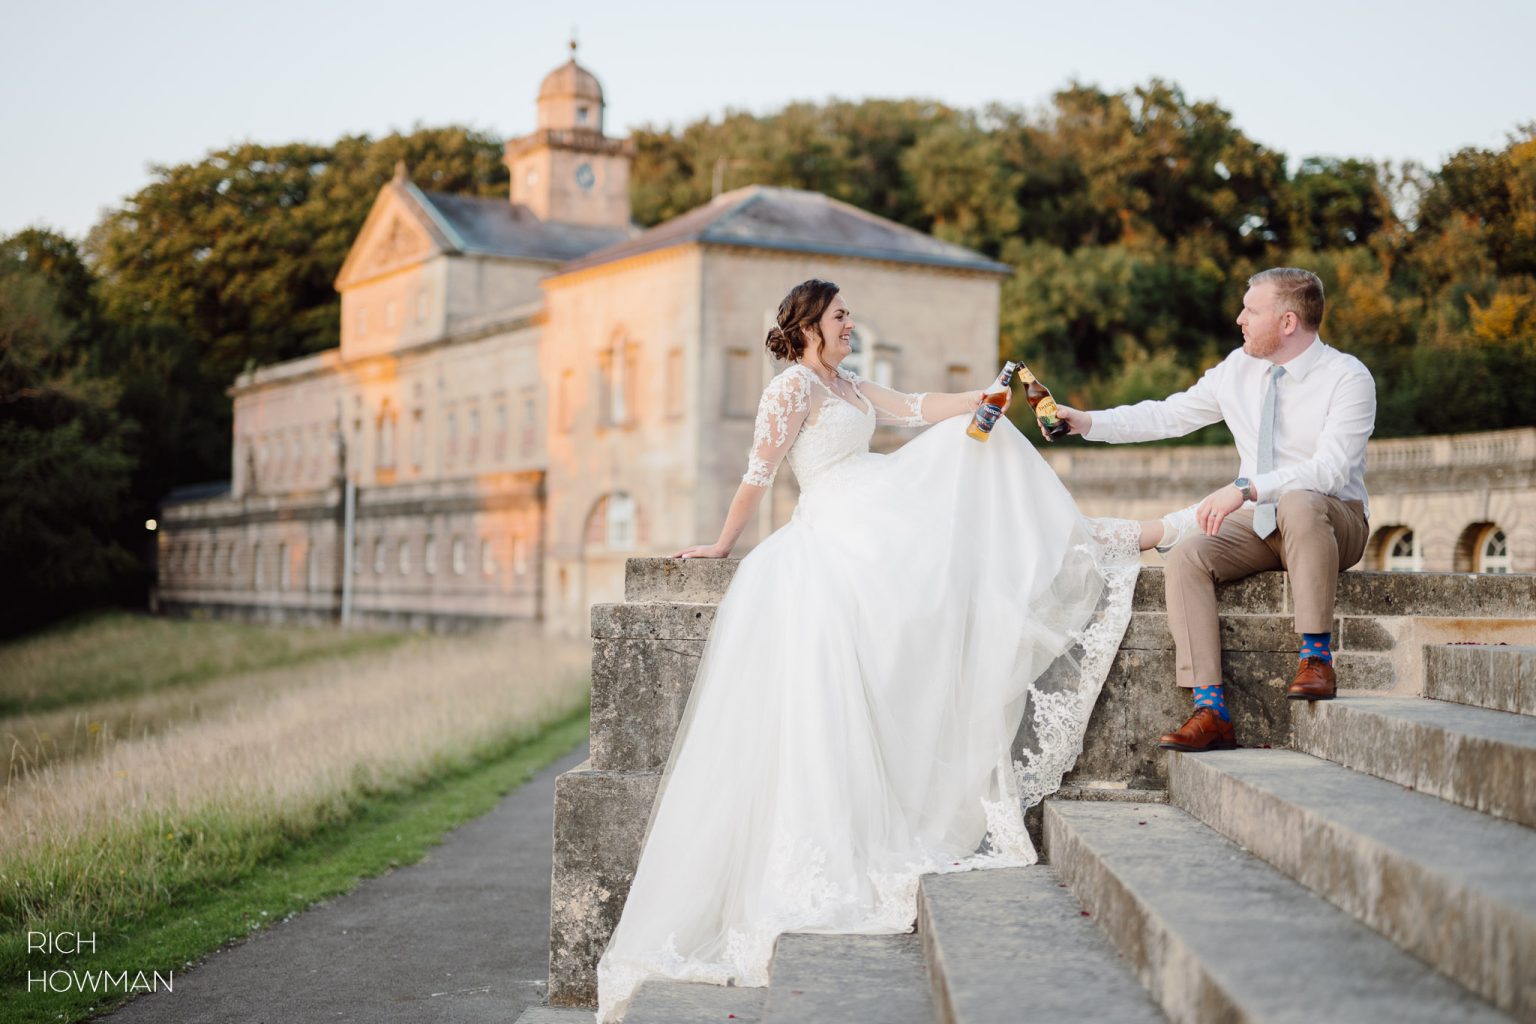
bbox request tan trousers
[1165,490,1370,688]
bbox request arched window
[277,542,290,591]
[1384,528,1421,572]
[373,537,387,574]
[227,541,240,576]
[253,543,265,590]
[586,492,639,551]
[451,536,467,575]
[425,535,439,576]
[512,534,529,576]
[377,404,397,470]
[305,544,318,591]
[1477,526,1512,574]
[481,538,496,576]
[398,539,412,575]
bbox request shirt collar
[1275,336,1327,383]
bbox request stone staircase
[518,559,1536,1023]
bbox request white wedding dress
[595,363,1142,1022]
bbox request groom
[1057,267,1376,752]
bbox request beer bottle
[1018,364,1071,441]
[966,361,1018,442]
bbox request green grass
[0,707,590,1024]
[0,612,408,717]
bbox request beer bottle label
[1036,396,1059,419]
[974,402,1004,433]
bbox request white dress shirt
[1084,338,1377,520]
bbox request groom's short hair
[1249,267,1325,331]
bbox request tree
[0,262,134,635]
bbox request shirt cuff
[1082,410,1116,442]
[1251,470,1286,503]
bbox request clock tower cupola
[506,41,633,229]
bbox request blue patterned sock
[1192,684,1230,722]
[1300,632,1332,663]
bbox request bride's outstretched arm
[676,370,812,559]
[855,375,1007,425]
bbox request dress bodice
[742,364,927,494]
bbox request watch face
[574,163,595,191]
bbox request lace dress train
[595,364,1142,1022]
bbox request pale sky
[3,0,1532,241]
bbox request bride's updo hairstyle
[765,279,840,362]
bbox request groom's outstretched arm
[1067,356,1228,444]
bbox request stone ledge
[624,557,1536,619]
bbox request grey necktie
[1252,364,1286,539]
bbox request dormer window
[577,105,590,125]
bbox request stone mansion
[155,53,1534,634]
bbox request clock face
[574,163,596,191]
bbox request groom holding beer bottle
[1056,268,1377,752]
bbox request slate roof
[556,185,1011,276]
[405,186,631,263]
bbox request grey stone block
[590,638,705,771]
[1122,612,1340,652]
[1333,570,1536,618]
[1043,800,1508,1024]
[625,979,766,1024]
[762,933,931,1024]
[1062,648,1296,789]
[916,866,1161,1024]
[591,602,716,640]
[1341,615,1396,651]
[1332,650,1396,690]
[1132,566,1288,614]
[625,557,739,604]
[1167,748,1536,1020]
[1426,644,1536,716]
[548,763,660,1008]
[1293,694,1536,829]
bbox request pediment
[335,185,449,291]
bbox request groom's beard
[1242,325,1282,359]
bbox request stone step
[762,932,931,1023]
[512,1005,599,1024]
[1043,800,1509,1024]
[624,978,767,1023]
[916,865,1162,1024]
[1167,748,1536,1019]
[625,558,1536,619]
[1425,644,1536,716]
[1293,694,1536,828]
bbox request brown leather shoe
[1158,707,1237,752]
[1287,656,1337,700]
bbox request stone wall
[543,556,1536,1007]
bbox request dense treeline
[2,83,1533,630]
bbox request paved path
[98,743,590,1024]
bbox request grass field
[0,614,591,1024]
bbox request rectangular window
[947,363,972,394]
[558,370,575,433]
[411,409,425,469]
[494,398,509,461]
[467,405,481,464]
[445,407,458,466]
[666,348,684,419]
[725,349,756,418]
[520,388,538,455]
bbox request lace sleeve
[844,370,928,427]
[742,369,812,487]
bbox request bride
[595,278,1188,1022]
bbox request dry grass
[0,624,590,941]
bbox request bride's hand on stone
[674,543,730,559]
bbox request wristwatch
[1233,477,1256,502]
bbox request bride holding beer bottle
[595,278,1180,1022]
